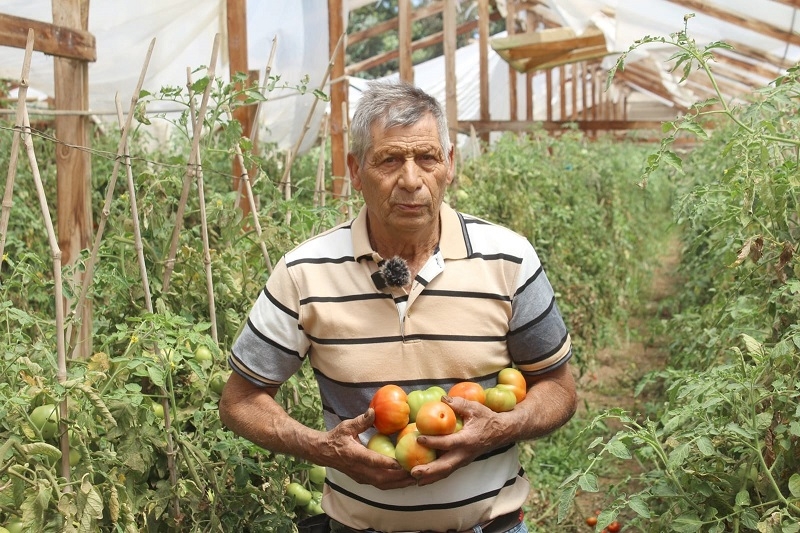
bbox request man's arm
[410,362,577,486]
[219,372,417,489]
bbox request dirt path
[568,234,683,524]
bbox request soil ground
[565,235,683,529]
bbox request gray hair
[349,80,451,167]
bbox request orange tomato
[415,401,457,436]
[370,384,410,435]
[397,422,418,442]
[497,367,527,402]
[448,381,486,404]
[395,430,436,471]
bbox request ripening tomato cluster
[585,510,622,532]
[366,368,527,471]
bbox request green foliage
[560,21,800,532]
[0,69,336,531]
[458,129,674,361]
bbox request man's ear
[347,153,362,191]
[446,145,456,185]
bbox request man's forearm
[499,364,577,444]
[219,373,323,462]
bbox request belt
[330,508,523,533]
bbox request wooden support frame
[52,0,93,357]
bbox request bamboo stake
[115,96,153,312]
[283,150,292,227]
[0,29,34,264]
[67,38,156,354]
[160,69,197,294]
[314,112,330,209]
[194,145,219,342]
[234,36,279,209]
[224,107,273,273]
[20,105,71,485]
[113,96,181,519]
[161,35,220,294]
[278,32,345,187]
[340,100,353,221]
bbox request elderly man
[219,80,577,533]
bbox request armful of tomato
[220,372,416,490]
[410,362,578,486]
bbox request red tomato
[415,401,457,435]
[607,521,621,533]
[370,385,410,434]
[448,381,486,404]
[586,516,598,527]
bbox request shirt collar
[352,202,469,263]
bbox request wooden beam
[458,118,665,133]
[328,0,347,197]
[506,1,517,122]
[347,3,442,46]
[443,0,458,146]
[345,15,498,76]
[478,0,490,144]
[768,0,800,7]
[226,0,254,216]
[0,13,96,62]
[665,0,800,48]
[399,0,413,82]
[53,0,92,357]
[726,39,797,71]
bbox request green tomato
[194,346,213,362]
[305,501,324,516]
[407,386,447,422]
[30,404,59,440]
[286,482,312,507]
[309,464,326,486]
[209,372,229,395]
[69,448,81,466]
[151,402,165,419]
[366,433,396,459]
[484,387,517,412]
[0,527,9,533]
[4,522,22,533]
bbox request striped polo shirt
[230,203,572,532]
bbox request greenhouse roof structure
[0,0,798,152]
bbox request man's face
[348,114,454,238]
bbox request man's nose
[398,159,423,190]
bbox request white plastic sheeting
[1,1,798,153]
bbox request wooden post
[478,0,490,145]
[559,65,566,120]
[328,0,347,197]
[53,0,92,358]
[226,0,256,216]
[506,1,517,122]
[399,0,413,83]
[546,68,553,122]
[443,0,458,146]
[571,64,577,119]
[581,61,587,120]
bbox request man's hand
[322,408,417,490]
[406,396,507,486]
